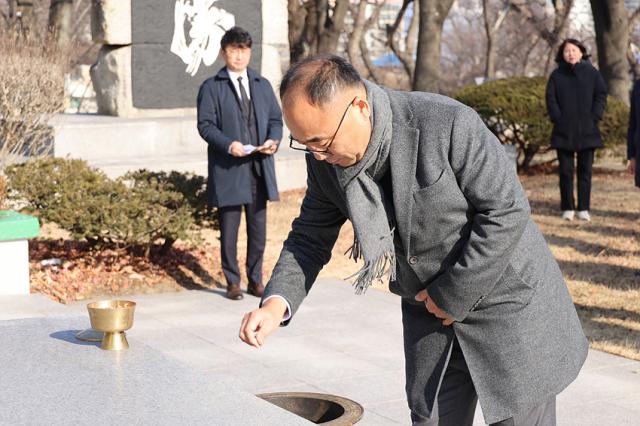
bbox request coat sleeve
[264,81,283,141]
[629,81,638,160]
[425,106,531,323]
[196,82,234,154]
[261,159,347,323]
[545,75,562,123]
[591,71,607,121]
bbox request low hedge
[454,76,629,171]
[5,158,215,255]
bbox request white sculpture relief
[170,0,235,76]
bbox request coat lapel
[390,122,419,255]
[248,68,266,143]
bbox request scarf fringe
[345,250,396,295]
[344,228,397,295]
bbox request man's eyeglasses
[289,97,357,154]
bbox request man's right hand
[239,298,287,348]
[628,158,637,176]
[229,141,247,157]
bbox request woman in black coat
[546,38,607,221]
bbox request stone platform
[51,113,307,192]
[3,281,640,425]
[0,315,310,425]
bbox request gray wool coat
[262,85,588,424]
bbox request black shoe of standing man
[247,282,265,297]
[226,283,244,300]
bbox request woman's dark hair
[279,54,363,106]
[555,38,591,64]
[220,27,252,50]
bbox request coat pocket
[408,167,471,279]
[471,264,536,312]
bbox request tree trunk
[7,0,17,30]
[288,0,309,64]
[289,0,349,63]
[543,0,573,74]
[49,0,74,49]
[347,0,368,73]
[387,0,415,81]
[591,0,631,105]
[521,144,539,172]
[413,0,454,92]
[317,0,349,54]
[482,0,509,80]
[510,1,574,75]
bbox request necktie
[237,76,251,118]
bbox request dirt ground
[32,166,639,360]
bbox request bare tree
[48,0,73,48]
[511,0,575,74]
[288,0,350,64]
[386,0,419,82]
[413,0,455,92]
[482,0,510,79]
[440,2,486,93]
[348,0,388,83]
[0,33,66,169]
[347,0,369,74]
[590,0,630,104]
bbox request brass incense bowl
[87,300,136,350]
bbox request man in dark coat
[627,79,640,188]
[546,38,607,221]
[239,55,587,425]
[197,27,283,300]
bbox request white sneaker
[562,210,575,221]
[577,210,591,221]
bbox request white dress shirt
[226,68,250,100]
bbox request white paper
[243,144,256,154]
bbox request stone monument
[53,1,306,192]
[90,0,288,117]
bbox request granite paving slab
[0,316,310,426]
[4,279,640,425]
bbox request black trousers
[557,149,595,211]
[402,303,556,426]
[217,170,267,287]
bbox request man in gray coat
[239,55,588,425]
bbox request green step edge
[0,210,40,242]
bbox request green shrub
[117,171,201,254]
[5,158,200,255]
[123,170,216,229]
[454,76,629,171]
[6,158,123,242]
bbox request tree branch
[386,0,414,81]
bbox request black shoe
[226,283,244,300]
[247,283,265,297]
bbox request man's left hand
[256,139,278,155]
[415,289,455,326]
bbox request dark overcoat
[546,60,607,151]
[627,79,640,187]
[263,84,588,424]
[197,67,282,207]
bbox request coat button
[408,256,418,265]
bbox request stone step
[51,113,307,192]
